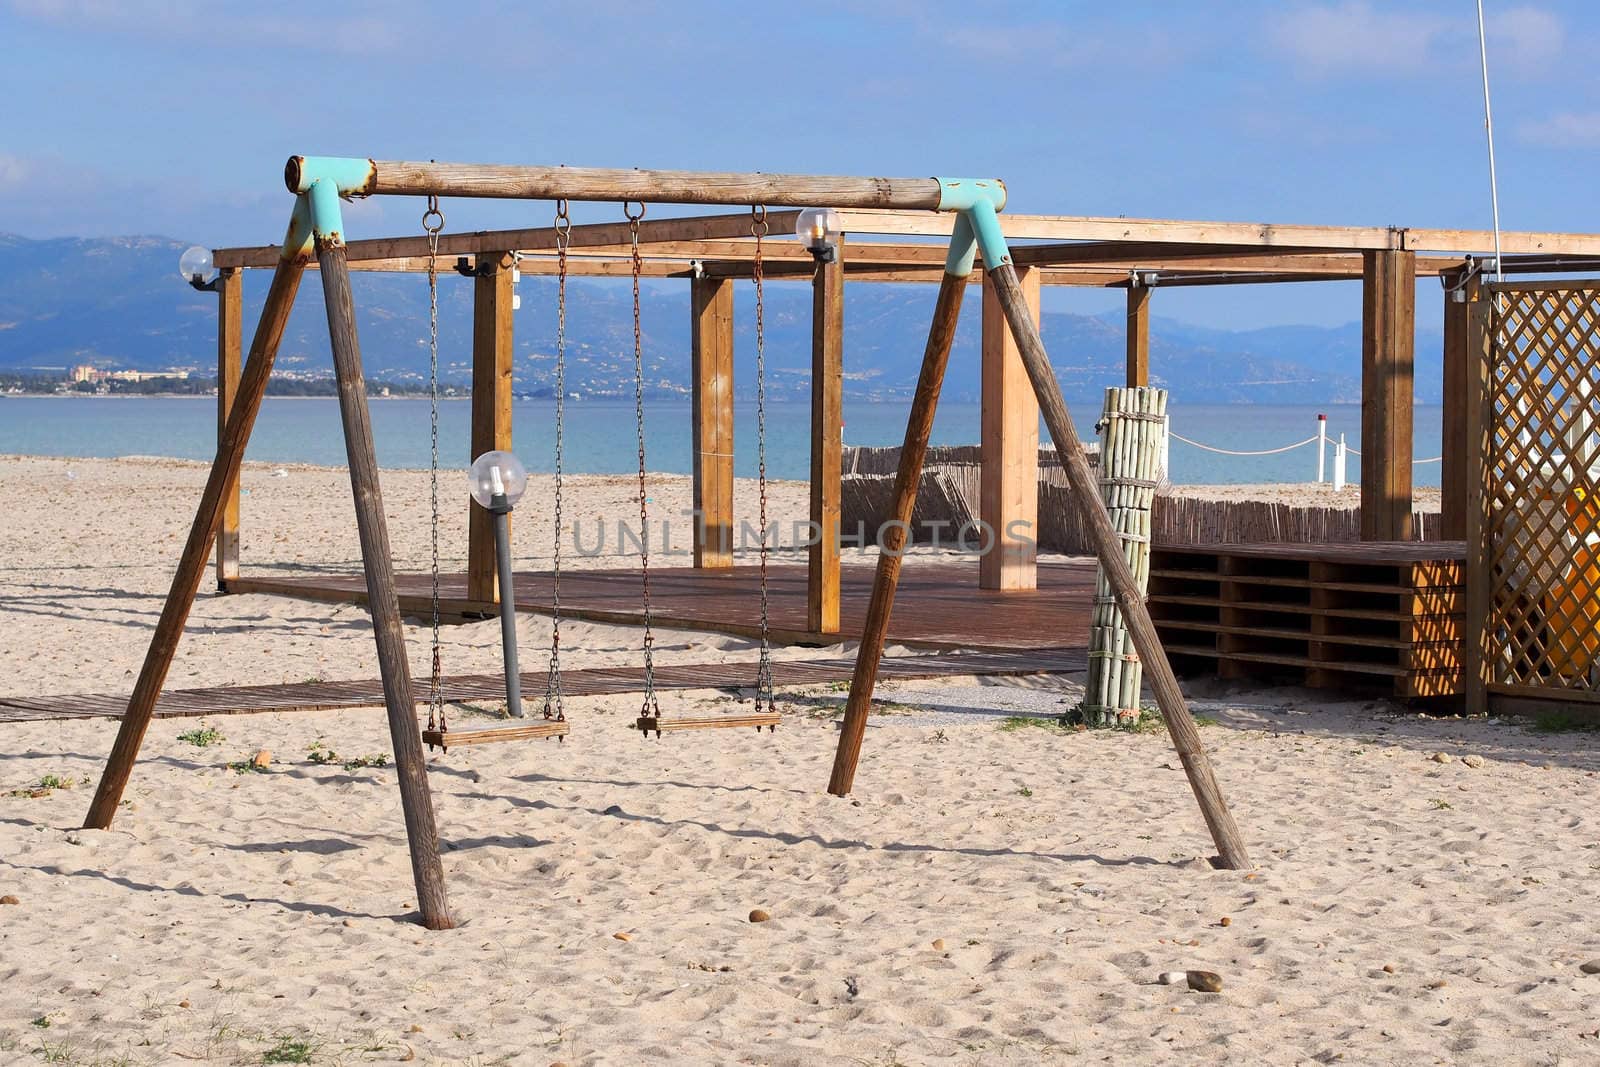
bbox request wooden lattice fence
[1469,282,1600,707]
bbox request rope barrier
[1170,432,1319,456]
[1170,431,1442,466]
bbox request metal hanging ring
[554,198,572,239]
[750,204,769,236]
[422,194,445,234]
[623,200,646,223]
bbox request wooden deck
[228,559,1099,651]
[0,648,1086,724]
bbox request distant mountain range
[0,233,1446,404]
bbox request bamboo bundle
[1084,387,1168,727]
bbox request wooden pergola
[207,211,1600,634]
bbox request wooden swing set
[83,157,1249,930]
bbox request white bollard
[1316,413,1327,484]
[1333,433,1347,492]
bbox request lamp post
[468,450,530,717]
[795,207,843,263]
[179,245,223,292]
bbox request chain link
[542,201,572,722]
[628,203,661,719]
[423,196,445,736]
[751,205,775,713]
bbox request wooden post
[318,242,454,931]
[979,266,1039,591]
[86,252,308,830]
[986,261,1252,871]
[809,245,844,632]
[1360,250,1416,541]
[1463,298,1493,717]
[690,274,735,568]
[215,268,243,590]
[468,252,515,604]
[828,269,969,796]
[1440,270,1480,540]
[1126,284,1151,387]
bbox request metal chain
[751,205,775,712]
[542,201,571,722]
[626,201,661,719]
[422,196,446,735]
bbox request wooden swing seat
[423,719,569,753]
[634,712,780,739]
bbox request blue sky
[2,0,1596,328]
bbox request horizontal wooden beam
[214,210,805,269]
[292,158,990,210]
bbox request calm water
[0,396,1443,486]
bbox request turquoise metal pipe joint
[933,177,1007,213]
[962,198,1012,271]
[285,155,377,197]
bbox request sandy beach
[3,454,1597,1065]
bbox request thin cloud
[1519,111,1600,148]
[1266,1,1564,77]
[5,0,408,54]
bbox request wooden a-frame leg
[85,214,311,830]
[828,231,973,796]
[318,240,454,931]
[986,260,1253,871]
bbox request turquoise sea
[0,396,1443,486]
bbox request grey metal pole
[490,495,524,717]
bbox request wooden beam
[810,246,844,631]
[1360,250,1416,541]
[1463,299,1493,718]
[984,261,1251,871]
[829,268,970,796]
[318,240,453,931]
[468,253,515,603]
[1126,285,1151,387]
[835,209,1404,248]
[214,211,805,270]
[1440,270,1481,539]
[298,156,972,210]
[690,275,735,568]
[86,251,307,830]
[215,268,243,589]
[979,267,1039,591]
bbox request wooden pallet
[1147,541,1465,699]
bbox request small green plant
[226,758,268,775]
[1129,707,1218,734]
[306,741,338,765]
[340,754,390,771]
[178,723,225,748]
[35,1038,74,1063]
[1016,785,1033,798]
[302,676,324,685]
[1430,798,1453,810]
[7,775,83,798]
[1530,708,1600,733]
[262,1036,315,1064]
[30,1016,50,1029]
[998,716,1071,733]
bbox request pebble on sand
[1430,752,1454,764]
[251,750,272,770]
[1186,971,1223,993]
[612,932,632,942]
[749,909,772,923]
[178,1000,190,1009]
[1580,960,1600,975]
[1462,755,1485,769]
[931,938,946,951]
[0,894,19,905]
